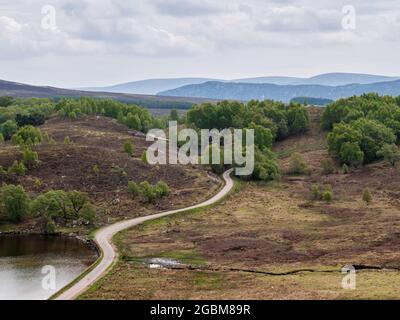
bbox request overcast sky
[1,0,400,88]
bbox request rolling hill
[0,79,216,109]
[79,77,220,95]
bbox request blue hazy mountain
[81,73,400,95]
[158,79,400,102]
[80,78,220,95]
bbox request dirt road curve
[55,169,234,300]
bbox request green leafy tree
[250,148,281,181]
[249,123,273,150]
[339,142,364,167]
[0,120,18,140]
[12,125,42,146]
[169,109,180,122]
[376,144,400,166]
[0,184,30,222]
[0,96,14,107]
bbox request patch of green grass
[192,271,225,289]
[158,249,206,266]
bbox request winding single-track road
[55,169,234,300]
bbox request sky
[0,0,400,88]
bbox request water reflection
[0,235,98,300]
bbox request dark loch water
[0,235,98,300]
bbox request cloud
[151,0,225,17]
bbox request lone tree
[377,144,400,166]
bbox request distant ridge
[81,73,400,95]
[0,79,216,109]
[80,78,220,95]
[158,79,400,102]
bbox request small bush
[128,181,140,197]
[92,165,100,176]
[22,148,39,168]
[129,180,170,203]
[64,136,71,145]
[0,166,7,179]
[377,144,400,166]
[156,181,170,197]
[34,178,42,189]
[322,191,333,202]
[311,184,321,200]
[141,151,148,164]
[342,164,350,174]
[0,133,4,143]
[12,125,42,146]
[321,159,335,175]
[8,161,26,176]
[362,188,372,205]
[288,152,309,175]
[123,141,134,156]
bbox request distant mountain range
[158,79,400,102]
[2,72,400,108]
[80,78,221,95]
[81,73,400,95]
[0,79,215,109]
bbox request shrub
[0,166,7,179]
[342,164,350,174]
[141,151,148,164]
[139,181,158,203]
[31,190,93,221]
[288,152,309,175]
[377,144,400,166]
[79,204,96,224]
[123,141,134,156]
[0,133,4,143]
[12,125,42,146]
[0,184,30,222]
[64,136,71,145]
[8,161,26,176]
[92,165,100,176]
[34,178,42,189]
[322,185,333,202]
[321,159,335,175]
[0,96,14,107]
[40,217,56,234]
[156,181,170,197]
[128,181,140,197]
[311,184,321,200]
[0,120,18,140]
[339,142,364,167]
[22,148,39,168]
[130,180,170,203]
[362,188,372,205]
[251,148,281,181]
[322,190,333,202]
